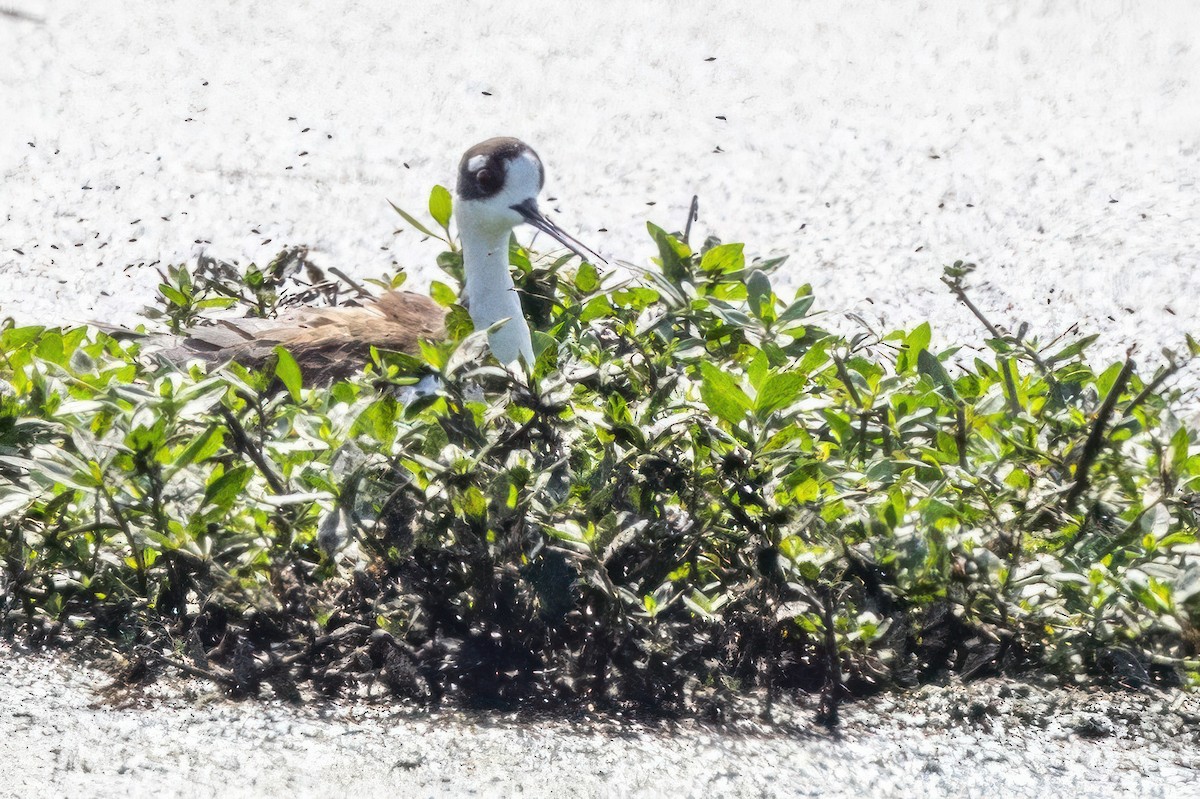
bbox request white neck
[459,217,534,367]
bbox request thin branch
[1125,360,1182,418]
[328,267,372,298]
[219,406,287,494]
[831,353,863,408]
[1065,355,1136,511]
[682,195,699,245]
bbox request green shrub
[2,189,1198,716]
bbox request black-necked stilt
[454,136,602,365]
[160,137,600,381]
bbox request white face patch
[467,154,488,172]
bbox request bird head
[455,137,602,263]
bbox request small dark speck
[131,219,140,225]
[190,194,195,199]
[915,246,924,252]
[598,228,608,232]
[301,127,310,133]
[929,154,940,159]
[161,215,170,221]
[1123,307,1134,314]
[184,117,193,122]
[50,244,58,250]
[73,242,83,248]
[128,238,137,243]
[288,116,296,121]
[82,185,92,190]
[285,165,293,170]
[713,145,724,153]
[403,162,410,169]
[252,228,261,234]
[13,249,23,255]
[800,223,806,230]
[938,202,944,208]
[27,142,34,148]
[716,115,726,121]
[1166,306,1177,315]
[1140,213,1147,219]
[262,239,272,245]
[326,134,332,139]
[646,201,656,206]
[966,203,974,207]
[547,196,558,202]
[202,80,208,86]
[1109,197,1119,203]
[115,185,120,189]
[54,149,59,155]
[705,57,716,62]
[299,151,308,156]
[482,91,492,96]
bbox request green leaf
[388,200,438,238]
[273,346,303,402]
[429,280,458,307]
[429,185,453,229]
[907,322,932,354]
[203,465,253,513]
[917,349,958,400]
[699,243,744,274]
[746,269,772,319]
[755,370,807,417]
[574,261,600,293]
[1046,334,1099,364]
[777,293,815,327]
[648,222,692,284]
[699,361,751,425]
[172,424,225,471]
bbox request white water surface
[1,0,1197,377]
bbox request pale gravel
[1,645,1198,799]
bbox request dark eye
[476,168,499,192]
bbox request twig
[816,586,843,728]
[682,195,699,245]
[1065,355,1136,510]
[1124,360,1182,418]
[139,646,238,687]
[955,402,968,469]
[942,275,1054,378]
[328,267,372,298]
[831,353,863,408]
[219,406,287,494]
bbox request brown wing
[160,290,446,383]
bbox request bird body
[152,137,598,381]
[159,290,445,384]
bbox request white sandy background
[2,0,1198,374]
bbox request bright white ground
[2,1,1199,374]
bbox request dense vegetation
[3,189,1199,721]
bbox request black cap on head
[457,137,544,200]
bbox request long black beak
[511,198,607,264]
